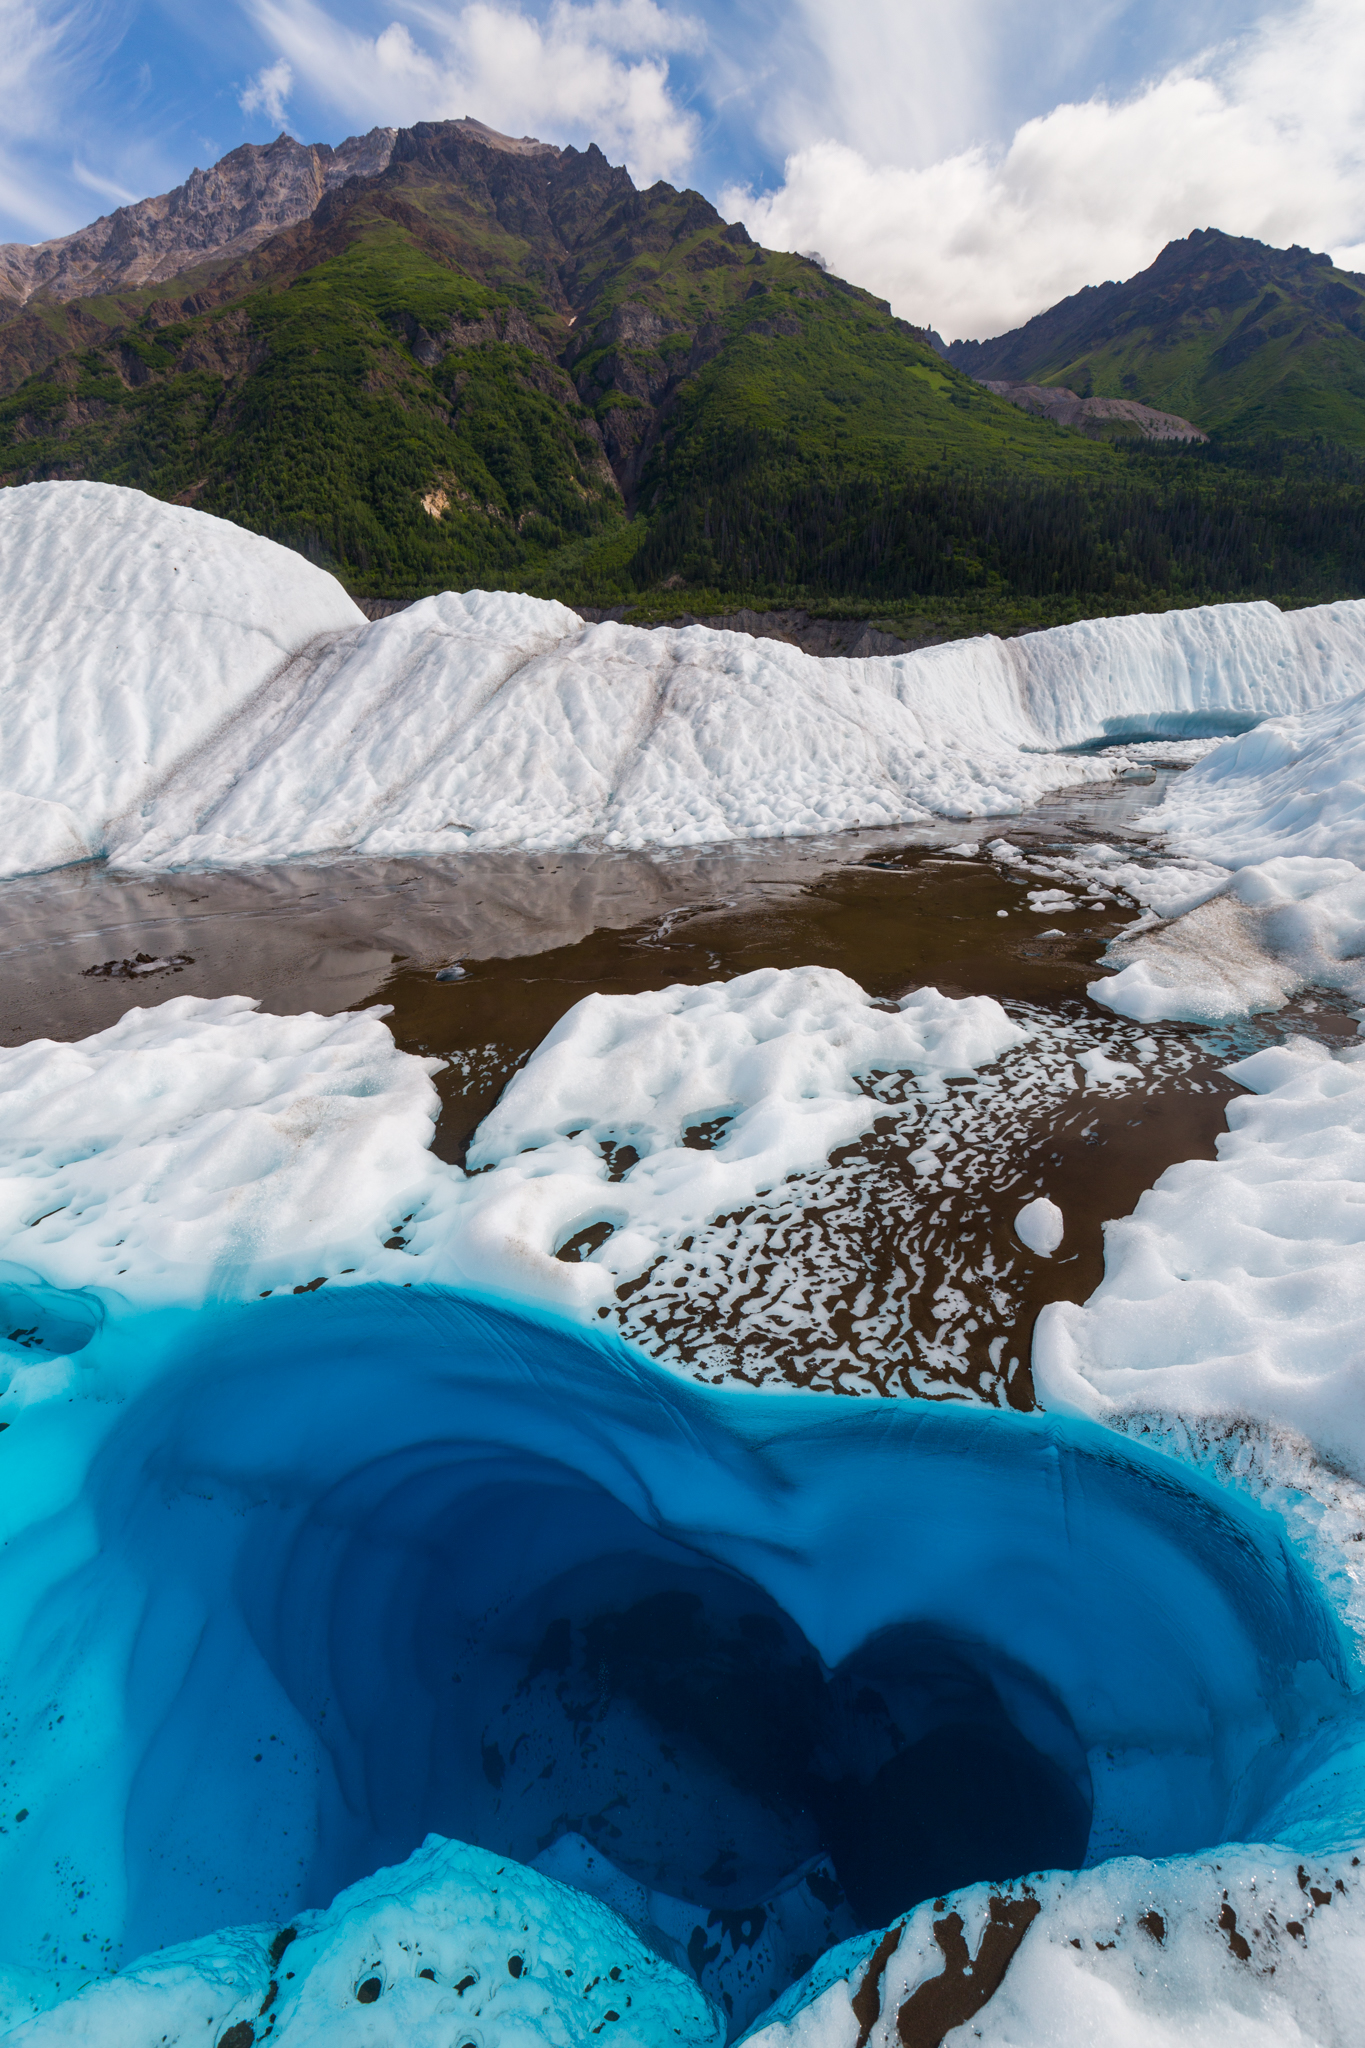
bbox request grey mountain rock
[0,127,399,307]
[979,381,1207,443]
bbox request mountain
[1,150,1364,625]
[0,119,1112,604]
[0,128,397,308]
[947,228,1365,445]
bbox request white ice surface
[0,996,451,1325]
[1035,1038,1365,1483]
[0,970,1024,1328]
[1088,856,1365,1023]
[96,596,1111,867]
[0,483,363,880]
[1086,684,1365,1023]
[743,1853,1365,2048]
[1,1835,724,2046]
[6,485,1365,876]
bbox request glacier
[5,482,1365,878]
[6,481,1365,2042]
[1078,636,1365,1024]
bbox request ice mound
[0,483,363,880]
[1088,685,1365,1024]
[0,995,450,1312]
[0,1287,1355,2036]
[1036,1037,1365,1484]
[459,969,1026,1313]
[0,971,1022,1319]
[1159,686,1365,871]
[104,589,1365,871]
[745,1851,1365,2047]
[2,1835,724,2046]
[5,484,1365,876]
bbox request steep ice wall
[94,592,1365,869]
[0,483,364,879]
[0,1288,1353,2033]
[1009,600,1365,748]
[5,484,1365,877]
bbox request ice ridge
[6,483,1365,879]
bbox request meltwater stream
[0,1287,1354,2035]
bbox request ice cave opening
[0,1285,1353,2030]
[1062,711,1263,750]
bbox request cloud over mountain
[730,0,1365,338]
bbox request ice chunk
[1014,1196,1064,1256]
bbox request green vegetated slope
[2,140,1365,625]
[0,121,1112,611]
[948,228,1365,446]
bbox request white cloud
[0,0,111,235]
[244,0,702,183]
[240,55,295,126]
[70,159,139,205]
[728,0,1365,339]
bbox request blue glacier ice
[0,1281,1361,2038]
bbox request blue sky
[4,0,1363,337]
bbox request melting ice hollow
[0,1286,1351,2028]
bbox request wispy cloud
[240,55,295,127]
[242,0,703,181]
[729,0,1365,338]
[0,0,119,236]
[70,158,140,206]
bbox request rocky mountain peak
[0,127,398,308]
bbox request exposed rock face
[980,381,1207,443]
[0,128,398,306]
